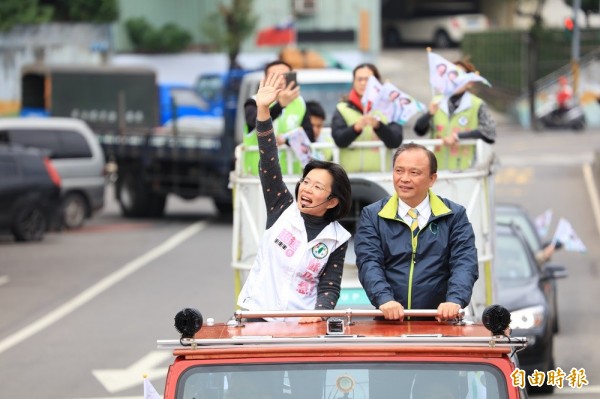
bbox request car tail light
[43,157,62,187]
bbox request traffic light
[564,17,574,39]
[564,17,574,31]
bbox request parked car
[0,145,62,241]
[496,203,565,332]
[383,13,489,48]
[0,118,106,229]
[495,223,567,394]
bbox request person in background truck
[331,63,403,172]
[413,59,496,170]
[306,100,334,161]
[355,142,478,321]
[243,60,314,175]
[238,73,352,323]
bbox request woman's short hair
[352,63,381,81]
[295,160,352,223]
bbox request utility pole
[571,0,581,98]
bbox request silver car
[0,117,106,228]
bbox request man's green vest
[243,97,307,175]
[336,102,391,173]
[431,93,482,170]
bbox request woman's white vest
[237,205,351,317]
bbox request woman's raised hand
[256,73,284,109]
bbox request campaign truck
[230,115,498,320]
[157,306,529,398]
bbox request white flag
[552,217,587,252]
[361,75,383,112]
[534,209,553,238]
[144,377,161,399]
[427,51,491,97]
[364,81,425,125]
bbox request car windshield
[496,233,534,280]
[177,362,508,399]
[496,209,542,252]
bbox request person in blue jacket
[354,142,478,321]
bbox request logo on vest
[312,242,329,259]
[458,116,469,126]
[275,229,301,257]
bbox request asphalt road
[1,49,599,398]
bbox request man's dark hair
[263,60,292,75]
[392,142,438,175]
[306,100,326,120]
[352,63,381,81]
[294,160,352,223]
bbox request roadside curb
[583,153,600,237]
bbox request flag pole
[426,47,435,100]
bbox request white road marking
[93,351,170,393]
[582,162,600,237]
[0,221,207,355]
[500,153,595,167]
[559,384,600,394]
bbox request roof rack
[158,308,527,351]
[232,309,464,326]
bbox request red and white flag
[256,21,295,47]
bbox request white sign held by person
[552,217,587,252]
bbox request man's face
[393,148,437,207]
[310,115,324,140]
[266,64,291,90]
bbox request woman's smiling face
[297,169,338,216]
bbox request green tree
[126,17,192,53]
[0,0,53,32]
[565,0,600,27]
[201,0,258,69]
[50,0,118,22]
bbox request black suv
[0,145,62,241]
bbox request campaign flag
[256,21,295,47]
[446,72,491,97]
[366,80,425,125]
[534,209,553,238]
[427,51,490,97]
[283,127,313,167]
[144,376,161,399]
[552,217,587,252]
[361,75,383,112]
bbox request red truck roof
[159,309,527,399]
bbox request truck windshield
[177,362,508,399]
[300,82,352,127]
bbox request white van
[0,117,106,228]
